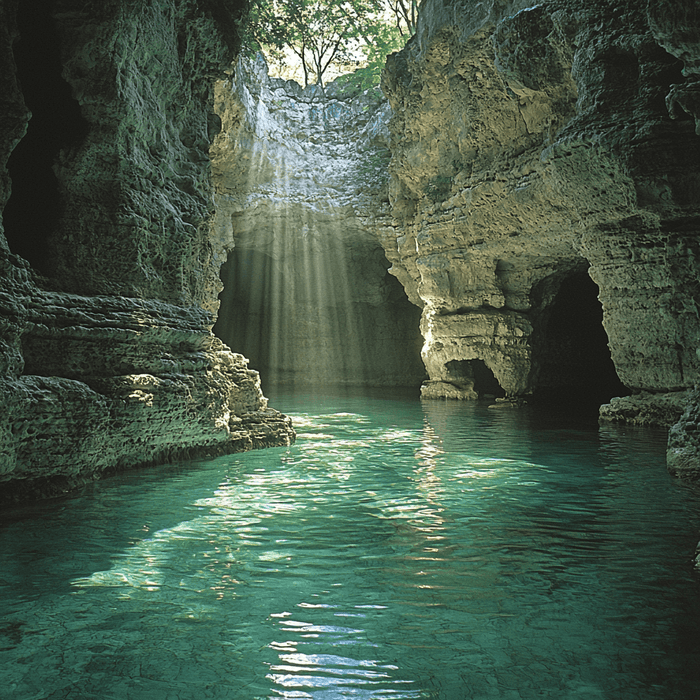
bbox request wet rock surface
[668,386,700,480]
[599,390,691,428]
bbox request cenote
[2,390,700,699]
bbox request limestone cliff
[379,0,700,454]
[209,55,425,387]
[0,0,294,502]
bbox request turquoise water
[1,390,700,700]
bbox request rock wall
[3,0,699,491]
[379,0,700,426]
[0,0,294,502]
[209,56,425,388]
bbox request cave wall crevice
[2,0,89,274]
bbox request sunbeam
[211,56,425,392]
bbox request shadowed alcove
[443,358,506,399]
[213,241,425,390]
[531,268,629,405]
[4,0,88,274]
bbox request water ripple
[1,394,700,699]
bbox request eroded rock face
[668,387,700,480]
[379,0,700,414]
[209,55,425,387]
[0,0,294,502]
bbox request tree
[330,12,404,92]
[388,0,418,36]
[242,0,421,90]
[244,0,379,88]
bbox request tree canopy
[242,0,420,90]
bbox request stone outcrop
[666,386,700,480]
[209,55,425,387]
[599,390,691,428]
[0,0,294,502]
[379,1,700,433]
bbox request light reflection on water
[1,389,700,699]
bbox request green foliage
[241,1,420,89]
[330,70,382,98]
[335,19,406,91]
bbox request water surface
[1,390,700,699]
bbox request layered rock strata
[0,0,294,502]
[210,56,425,387]
[379,0,700,474]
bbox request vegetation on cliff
[241,0,420,89]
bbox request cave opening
[4,0,88,275]
[444,358,506,399]
[213,247,275,379]
[531,269,629,406]
[213,243,425,390]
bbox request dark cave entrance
[213,247,274,378]
[445,359,506,399]
[213,244,425,390]
[531,269,628,406]
[4,0,88,274]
